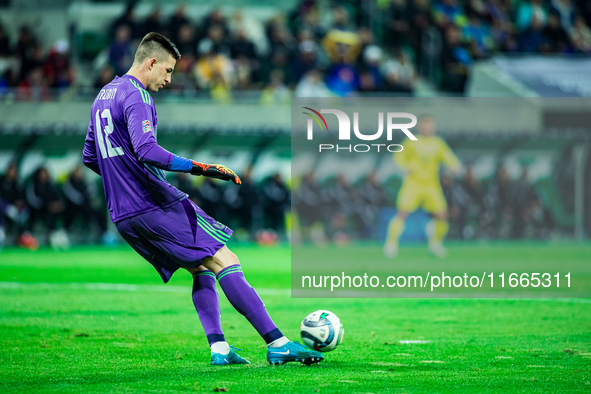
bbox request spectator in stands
[266,17,296,61]
[357,172,389,239]
[15,25,38,63]
[291,39,320,83]
[261,69,291,104]
[512,167,538,238]
[233,29,262,87]
[62,166,107,241]
[205,24,231,58]
[294,68,332,97]
[461,164,483,210]
[383,50,416,94]
[199,8,231,46]
[358,45,384,92]
[463,11,493,58]
[519,11,547,51]
[262,48,294,86]
[25,166,66,244]
[433,0,468,29]
[176,24,198,58]
[0,23,10,56]
[440,25,471,94]
[465,0,493,24]
[173,172,198,202]
[459,164,484,238]
[234,55,255,89]
[323,26,362,96]
[0,69,16,94]
[357,26,377,57]
[224,167,260,237]
[17,26,43,84]
[196,177,229,225]
[516,0,548,32]
[108,25,134,76]
[230,28,257,61]
[261,173,289,239]
[542,11,573,52]
[487,0,517,52]
[93,65,115,90]
[579,0,591,27]
[441,173,464,239]
[44,39,75,89]
[297,10,327,42]
[110,2,139,41]
[169,4,191,45]
[294,171,324,243]
[483,165,514,239]
[551,0,576,32]
[570,15,591,52]
[194,38,235,99]
[323,28,361,65]
[17,67,51,101]
[324,175,361,241]
[138,7,165,40]
[325,62,359,96]
[171,25,199,91]
[384,0,411,49]
[0,162,31,245]
[331,6,354,31]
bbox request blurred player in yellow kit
[384,115,461,258]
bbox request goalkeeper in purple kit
[83,32,323,366]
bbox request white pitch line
[0,281,290,296]
[0,282,589,302]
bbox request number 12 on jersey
[95,109,124,159]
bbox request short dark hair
[133,32,181,65]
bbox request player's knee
[434,212,447,220]
[222,247,240,267]
[203,246,240,273]
[397,211,409,220]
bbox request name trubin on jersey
[303,107,418,153]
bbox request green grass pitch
[1,244,590,393]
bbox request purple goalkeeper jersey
[83,75,193,223]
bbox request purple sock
[217,264,283,344]
[192,270,225,345]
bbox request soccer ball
[300,310,344,352]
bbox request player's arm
[125,99,240,184]
[82,120,101,175]
[394,139,420,174]
[439,139,462,175]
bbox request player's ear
[148,58,157,71]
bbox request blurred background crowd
[293,163,555,245]
[0,162,292,249]
[0,157,559,249]
[1,0,591,99]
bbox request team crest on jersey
[142,120,152,133]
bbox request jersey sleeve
[82,120,101,175]
[438,138,461,171]
[124,91,193,172]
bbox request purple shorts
[116,198,232,283]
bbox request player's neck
[126,66,148,89]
